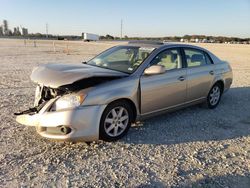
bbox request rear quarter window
[204,52,214,64]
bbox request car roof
[124,41,164,48]
[124,41,221,65]
[123,41,208,51]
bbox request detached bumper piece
[14,107,37,116]
[14,101,47,116]
[14,101,50,126]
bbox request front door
[140,48,187,114]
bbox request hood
[30,63,128,88]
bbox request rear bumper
[16,103,107,141]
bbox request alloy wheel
[209,85,221,106]
[104,106,129,137]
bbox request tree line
[100,34,250,43]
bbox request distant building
[0,26,3,36]
[13,27,21,36]
[3,20,9,35]
[13,27,17,34]
[22,28,28,36]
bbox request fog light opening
[60,126,71,134]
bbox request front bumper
[16,99,107,141]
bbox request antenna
[46,23,48,38]
[120,19,123,39]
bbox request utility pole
[120,19,123,39]
[46,23,48,38]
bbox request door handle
[178,76,185,81]
[209,70,214,75]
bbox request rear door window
[184,48,207,67]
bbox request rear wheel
[206,83,222,109]
[99,101,133,141]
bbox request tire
[99,101,133,141]
[206,83,222,109]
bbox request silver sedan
[15,41,233,142]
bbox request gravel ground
[0,39,250,188]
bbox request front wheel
[206,83,222,109]
[99,101,133,141]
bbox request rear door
[183,48,215,101]
[140,48,187,114]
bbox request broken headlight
[34,85,42,106]
[51,93,87,111]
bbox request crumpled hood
[30,63,128,88]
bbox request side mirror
[144,65,165,75]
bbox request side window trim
[180,47,187,68]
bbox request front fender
[82,76,140,113]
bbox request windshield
[87,46,155,74]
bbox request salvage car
[15,41,233,141]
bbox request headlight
[51,93,87,111]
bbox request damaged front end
[14,76,123,118]
[14,82,88,128]
[14,63,128,132]
[14,85,67,116]
[14,76,114,140]
[14,85,66,127]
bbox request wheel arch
[213,80,224,93]
[105,98,137,123]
